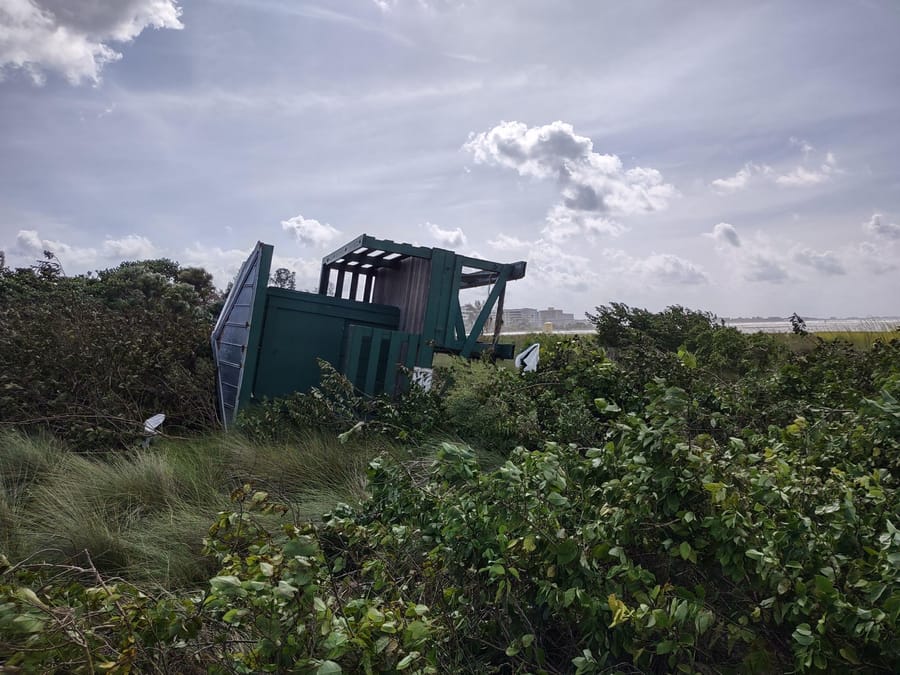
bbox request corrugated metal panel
[210,242,270,427]
[372,257,431,333]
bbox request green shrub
[0,259,218,449]
[2,305,898,673]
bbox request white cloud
[102,234,157,259]
[856,241,898,275]
[464,120,676,242]
[13,228,99,268]
[792,248,846,276]
[775,152,838,187]
[789,136,814,157]
[862,213,900,240]
[706,222,741,247]
[14,229,42,253]
[775,166,830,187]
[488,233,531,250]
[711,163,770,193]
[541,205,624,243]
[744,253,790,284]
[526,243,601,292]
[705,224,792,284]
[627,253,708,285]
[713,145,840,193]
[181,243,254,288]
[281,214,341,247]
[270,255,321,291]
[372,0,463,11]
[425,222,467,247]
[0,0,183,85]
[523,240,706,293]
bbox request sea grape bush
[4,381,897,672]
[1,304,898,673]
[0,257,219,448]
[0,485,439,674]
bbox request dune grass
[0,429,391,588]
[813,329,900,349]
[773,329,900,352]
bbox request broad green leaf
[656,640,676,654]
[396,652,420,670]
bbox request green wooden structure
[211,234,526,427]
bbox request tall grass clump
[4,431,388,587]
[0,431,67,556]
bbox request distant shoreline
[501,317,900,336]
[724,318,900,334]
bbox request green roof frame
[318,234,526,360]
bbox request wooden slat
[461,265,510,358]
[383,331,407,395]
[322,234,368,265]
[364,328,388,395]
[318,266,330,295]
[334,269,345,298]
[363,273,374,302]
[453,296,466,343]
[346,325,372,386]
[349,272,360,301]
[456,256,527,279]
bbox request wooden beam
[460,266,510,358]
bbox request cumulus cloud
[712,143,839,193]
[789,136,814,157]
[488,233,531,250]
[13,228,99,268]
[856,241,898,275]
[542,205,624,243]
[526,243,601,292]
[11,228,167,270]
[711,163,770,193]
[425,222,467,247]
[102,234,157,259]
[464,120,676,242]
[523,239,706,293]
[744,254,790,284]
[792,248,846,276]
[281,214,341,247]
[705,223,792,283]
[372,0,463,10]
[863,213,900,240]
[775,152,838,187]
[627,253,708,285]
[775,166,830,187]
[181,243,325,290]
[0,0,183,84]
[707,222,741,247]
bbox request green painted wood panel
[252,290,399,401]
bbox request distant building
[538,307,575,326]
[489,306,589,331]
[502,307,539,329]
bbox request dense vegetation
[0,254,219,448]
[1,258,898,673]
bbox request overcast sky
[2,0,899,317]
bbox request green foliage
[1,486,439,673]
[1,430,386,587]
[0,258,219,448]
[440,337,621,451]
[237,361,444,445]
[1,303,898,673]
